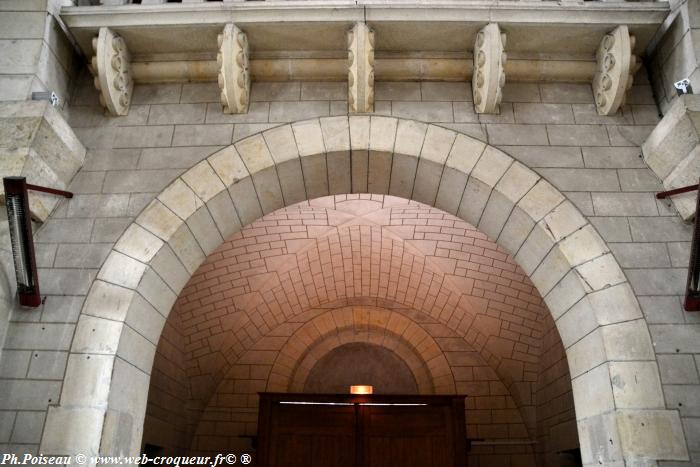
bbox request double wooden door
[256,393,467,467]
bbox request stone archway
[40,116,687,465]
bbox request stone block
[567,329,606,378]
[540,83,593,104]
[3,322,74,351]
[0,380,60,411]
[457,177,491,228]
[301,82,347,101]
[547,125,610,147]
[657,355,700,384]
[542,201,587,242]
[102,169,182,194]
[168,223,205,274]
[147,104,206,125]
[206,189,242,239]
[629,216,692,243]
[616,410,689,461]
[477,191,513,241]
[618,169,663,192]
[497,206,535,257]
[292,119,325,157]
[208,146,248,186]
[113,125,174,149]
[27,351,68,380]
[11,411,45,444]
[592,192,659,216]
[71,315,123,355]
[486,124,548,146]
[270,101,329,122]
[159,178,205,221]
[514,103,574,124]
[114,224,163,263]
[137,199,184,242]
[375,82,421,101]
[501,145,583,168]
[41,406,104,456]
[301,153,329,199]
[66,194,129,218]
[134,267,176,317]
[609,242,671,268]
[132,83,181,104]
[650,324,700,353]
[181,82,220,103]
[575,253,626,292]
[434,167,467,215]
[627,268,687,296]
[502,83,540,103]
[117,324,156,374]
[582,147,644,168]
[97,251,147,289]
[577,412,624,464]
[421,82,470,101]
[368,150,392,195]
[53,243,110,269]
[518,179,565,223]
[186,206,223,256]
[388,153,418,200]
[351,150,368,192]
[664,385,700,416]
[609,361,665,409]
[0,350,30,378]
[0,101,86,221]
[251,82,300,101]
[392,102,453,122]
[571,363,615,420]
[278,157,307,205]
[514,222,555,276]
[530,245,571,297]
[148,244,190,294]
[181,160,226,202]
[171,124,232,147]
[228,177,263,226]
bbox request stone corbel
[90,27,133,116]
[593,25,636,116]
[473,23,506,115]
[347,22,375,113]
[218,23,250,114]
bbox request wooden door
[265,403,356,467]
[362,404,455,467]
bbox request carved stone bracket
[218,23,250,114]
[90,27,133,116]
[473,23,506,115]
[347,22,375,114]
[593,25,636,116]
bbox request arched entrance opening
[40,117,685,466]
[143,195,578,466]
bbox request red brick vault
[145,195,576,466]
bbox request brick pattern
[188,304,534,466]
[144,195,566,466]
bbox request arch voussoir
[44,116,686,466]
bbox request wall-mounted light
[3,177,73,308]
[350,385,373,395]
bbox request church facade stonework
[0,1,700,466]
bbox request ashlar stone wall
[0,67,698,464]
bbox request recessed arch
[40,116,687,465]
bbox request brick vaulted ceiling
[150,194,566,448]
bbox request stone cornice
[60,1,669,86]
